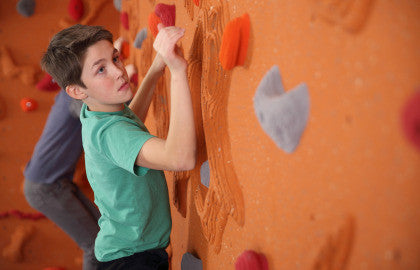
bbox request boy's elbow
[184,155,196,171]
[172,152,196,171]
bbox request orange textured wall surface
[120,0,420,269]
[0,0,419,269]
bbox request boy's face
[79,40,132,112]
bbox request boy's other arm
[135,25,196,172]
[128,55,165,122]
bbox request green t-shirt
[80,104,171,262]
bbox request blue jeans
[24,178,100,270]
[97,249,169,270]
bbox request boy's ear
[66,84,87,100]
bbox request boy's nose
[112,63,124,79]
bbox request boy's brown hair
[41,24,113,89]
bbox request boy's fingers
[157,23,164,31]
[167,28,185,41]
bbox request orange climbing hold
[2,225,34,262]
[20,98,38,112]
[120,41,130,60]
[148,12,162,38]
[219,13,250,70]
[193,0,200,7]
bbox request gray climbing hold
[113,0,122,12]
[181,252,203,270]
[134,28,148,49]
[253,65,310,153]
[16,0,35,17]
[200,160,210,188]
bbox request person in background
[24,88,100,270]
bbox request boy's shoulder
[80,103,148,134]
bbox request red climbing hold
[401,89,420,151]
[0,209,45,220]
[155,3,176,27]
[68,0,84,21]
[130,72,138,87]
[20,98,38,112]
[235,250,268,270]
[36,73,60,91]
[121,12,129,30]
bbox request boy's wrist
[169,68,187,79]
[147,64,165,79]
[168,64,187,76]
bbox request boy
[41,24,196,269]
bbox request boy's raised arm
[128,55,165,122]
[135,24,196,171]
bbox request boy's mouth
[118,81,129,91]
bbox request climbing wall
[117,0,420,269]
[0,1,119,269]
[0,0,419,269]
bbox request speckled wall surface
[119,0,420,269]
[1,0,419,269]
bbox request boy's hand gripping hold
[153,24,187,74]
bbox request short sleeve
[98,118,155,176]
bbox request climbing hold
[0,46,38,85]
[253,66,310,153]
[219,13,250,70]
[401,90,420,151]
[0,210,45,220]
[2,225,34,262]
[121,41,130,59]
[0,46,19,77]
[200,160,210,188]
[36,73,60,91]
[125,64,138,87]
[235,250,268,270]
[155,3,176,27]
[120,12,129,30]
[181,252,203,270]
[20,98,38,112]
[129,76,138,87]
[148,12,162,38]
[194,0,200,7]
[16,0,35,17]
[114,37,129,59]
[68,0,84,21]
[134,28,148,49]
[113,0,122,12]
[130,73,138,87]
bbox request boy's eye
[113,56,120,63]
[98,67,105,74]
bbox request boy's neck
[85,102,125,112]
